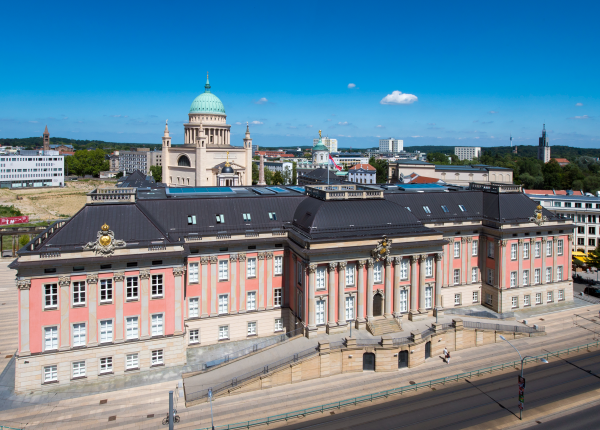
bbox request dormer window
[216,214,225,224]
[423,206,431,214]
[405,207,411,212]
[269,212,277,220]
[458,205,466,212]
[441,205,449,213]
[243,213,251,221]
[187,215,197,225]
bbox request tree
[272,171,284,185]
[427,152,450,164]
[115,171,124,179]
[587,244,600,271]
[149,165,162,182]
[264,168,273,185]
[368,157,389,183]
[252,162,259,184]
[292,161,297,185]
[64,149,109,177]
[542,159,563,190]
[19,234,30,247]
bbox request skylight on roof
[406,207,411,212]
[423,206,431,214]
[441,205,449,213]
[459,205,466,212]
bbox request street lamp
[499,335,549,420]
[208,388,215,430]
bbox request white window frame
[100,279,113,303]
[535,292,542,304]
[510,271,517,287]
[399,289,408,313]
[100,357,113,374]
[546,240,552,257]
[126,316,138,339]
[535,242,541,258]
[151,274,163,298]
[126,276,138,300]
[247,258,256,278]
[512,296,518,308]
[44,365,58,382]
[524,295,530,306]
[189,329,199,343]
[558,289,564,301]
[471,267,478,283]
[374,263,382,283]
[487,241,494,258]
[346,264,355,286]
[557,239,563,256]
[557,266,563,281]
[44,283,58,309]
[274,256,283,275]
[345,296,355,320]
[454,241,460,258]
[316,267,326,290]
[152,349,164,365]
[218,325,229,340]
[472,291,479,303]
[274,318,283,332]
[472,240,478,256]
[218,260,228,281]
[246,291,256,311]
[547,291,553,302]
[189,263,199,283]
[511,243,517,260]
[274,288,282,307]
[100,320,113,343]
[425,286,433,309]
[151,314,163,337]
[487,268,494,285]
[189,297,199,318]
[535,268,541,284]
[453,269,460,285]
[72,323,86,347]
[247,321,257,336]
[523,270,529,286]
[523,242,530,259]
[219,294,229,314]
[72,281,86,306]
[454,294,461,306]
[400,259,408,280]
[126,353,139,369]
[44,326,58,351]
[425,258,433,278]
[72,361,86,378]
[546,267,552,283]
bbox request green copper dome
[313,142,328,152]
[189,77,226,115]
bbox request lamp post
[208,388,215,430]
[499,335,548,420]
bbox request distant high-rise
[379,138,403,154]
[537,124,551,163]
[511,134,517,154]
[42,125,50,152]
[313,136,338,152]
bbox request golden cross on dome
[225,151,230,167]
[319,130,322,138]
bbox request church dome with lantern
[189,76,226,115]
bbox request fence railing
[195,340,600,430]
[0,425,22,430]
[463,320,545,333]
[187,346,319,403]
[355,339,381,347]
[392,336,411,346]
[443,308,515,319]
[202,328,303,370]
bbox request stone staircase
[367,318,402,336]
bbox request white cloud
[489,110,498,114]
[337,121,350,126]
[306,125,313,128]
[576,102,583,106]
[347,83,356,89]
[569,115,593,120]
[250,120,264,125]
[287,126,297,129]
[380,91,418,105]
[326,119,332,122]
[235,122,242,125]
[411,135,423,138]
[375,125,385,128]
[255,97,268,104]
[28,120,38,123]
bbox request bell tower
[43,125,50,152]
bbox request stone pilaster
[435,253,443,310]
[238,254,246,312]
[568,234,573,279]
[409,255,418,315]
[327,262,337,327]
[384,257,393,317]
[229,255,238,313]
[173,266,185,334]
[307,264,317,329]
[541,238,547,284]
[466,237,472,285]
[210,256,218,315]
[357,260,366,324]
[366,259,374,321]
[266,252,273,309]
[59,275,70,350]
[392,257,401,317]
[258,252,266,311]
[200,257,209,317]
[113,272,125,343]
[337,262,347,325]
[418,254,426,313]
[17,279,31,356]
[87,273,99,345]
[518,239,524,287]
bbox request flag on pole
[328,155,342,171]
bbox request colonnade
[185,126,230,146]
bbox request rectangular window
[242,213,251,221]
[72,323,86,347]
[100,357,112,374]
[472,240,478,256]
[151,274,163,297]
[510,271,517,287]
[511,243,517,260]
[274,288,282,306]
[126,353,138,369]
[374,262,382,283]
[535,293,542,304]
[454,294,461,305]
[44,365,58,382]
[345,296,355,320]
[247,258,256,278]
[535,268,541,284]
[219,325,229,340]
[189,263,199,283]
[187,215,197,225]
[297,262,302,285]
[524,295,530,306]
[557,240,563,256]
[346,264,355,286]
[400,290,408,312]
[547,291,553,302]
[218,260,228,281]
[471,267,478,283]
[190,329,199,343]
[472,291,479,303]
[247,321,257,336]
[152,350,164,365]
[441,205,449,213]
[126,277,138,300]
[590,238,596,246]
[268,212,277,220]
[100,320,113,343]
[546,241,552,257]
[219,294,228,314]
[486,293,493,306]
[44,283,58,308]
[246,291,256,310]
[425,258,433,277]
[216,214,225,224]
[151,314,163,336]
[578,238,585,245]
[590,226,597,235]
[316,267,326,290]
[274,256,283,275]
[512,296,518,308]
[315,299,325,325]
[487,268,494,285]
[423,206,431,214]
[189,298,199,318]
[126,317,138,339]
[546,267,552,283]
[400,259,408,279]
[72,281,86,305]
[100,279,113,303]
[557,266,563,281]
[578,226,585,234]
[535,242,541,258]
[453,269,460,285]
[575,203,582,208]
[45,326,58,350]
[523,270,529,286]
[523,242,530,259]
[487,241,494,258]
[275,318,283,331]
[454,241,460,258]
[72,361,86,378]
[558,289,564,301]
[425,286,433,309]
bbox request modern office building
[454,147,482,161]
[0,149,64,188]
[379,138,403,154]
[388,160,513,186]
[313,136,338,153]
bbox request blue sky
[1,1,598,149]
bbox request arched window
[178,155,191,167]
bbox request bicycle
[162,409,181,425]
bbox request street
[273,349,600,430]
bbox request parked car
[583,286,600,298]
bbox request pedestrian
[443,347,448,363]
[446,350,450,364]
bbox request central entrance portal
[363,353,376,371]
[373,293,383,316]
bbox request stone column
[139,270,150,339]
[435,253,443,310]
[461,237,467,284]
[17,279,31,356]
[466,237,472,285]
[292,254,297,315]
[258,154,266,186]
[500,240,507,289]
[553,237,559,282]
[87,273,99,345]
[518,239,524,287]
[307,264,317,329]
[366,259,374,321]
[541,238,547,284]
[493,240,500,287]
[393,257,401,317]
[58,275,70,350]
[384,257,392,317]
[337,262,347,325]
[357,260,366,324]
[327,262,336,326]
[200,257,209,316]
[448,240,454,287]
[113,272,124,343]
[229,255,238,312]
[238,254,246,312]
[173,267,185,334]
[418,255,426,312]
[210,256,218,315]
[257,252,266,310]
[266,252,273,309]
[530,238,535,284]
[409,255,418,314]
[568,234,574,279]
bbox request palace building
[161,76,253,187]
[11,183,574,391]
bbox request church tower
[43,125,50,152]
[162,120,171,184]
[537,124,551,163]
[243,123,253,186]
